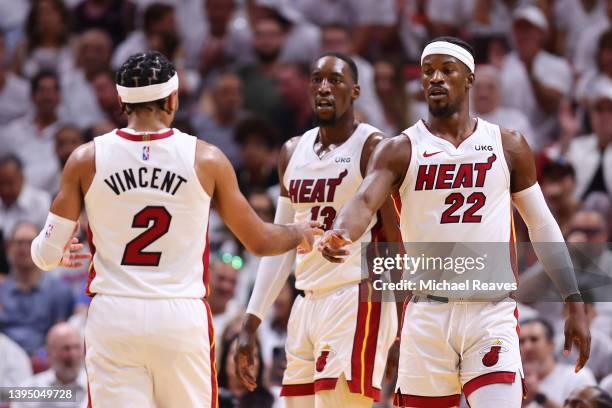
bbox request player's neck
[318,112,357,146]
[127,112,171,133]
[426,112,476,147]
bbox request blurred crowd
[0,0,611,407]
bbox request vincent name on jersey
[104,167,188,196]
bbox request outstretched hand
[317,229,352,263]
[294,221,324,254]
[60,222,91,268]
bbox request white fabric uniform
[83,128,216,408]
[280,124,397,401]
[394,119,523,407]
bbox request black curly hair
[116,51,177,114]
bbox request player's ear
[352,84,360,102]
[466,72,475,90]
[168,90,179,112]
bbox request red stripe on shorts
[393,393,461,407]
[463,371,516,398]
[203,300,218,408]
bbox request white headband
[116,73,179,103]
[421,41,475,73]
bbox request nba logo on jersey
[142,146,150,161]
[44,224,54,238]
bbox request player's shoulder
[195,138,229,165]
[499,127,529,150]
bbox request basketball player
[319,37,591,407]
[29,51,320,407]
[234,53,402,408]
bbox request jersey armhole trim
[83,137,100,202]
[397,133,413,195]
[187,135,213,202]
[495,125,512,188]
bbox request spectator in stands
[234,117,279,194]
[0,70,62,193]
[12,0,74,79]
[0,332,32,388]
[196,0,241,75]
[374,60,412,136]
[192,72,246,165]
[0,222,74,355]
[562,77,612,199]
[520,210,612,306]
[563,385,612,408]
[553,0,608,60]
[320,24,386,129]
[576,29,612,105]
[209,253,244,357]
[291,0,396,57]
[249,2,321,65]
[468,0,529,47]
[521,318,597,408]
[72,0,136,47]
[556,298,612,381]
[274,62,316,140]
[0,33,31,126]
[54,126,85,170]
[574,0,612,76]
[0,154,50,239]
[540,161,580,235]
[112,3,177,68]
[219,333,274,408]
[500,6,572,149]
[91,70,126,129]
[61,29,112,129]
[236,15,284,121]
[12,323,86,408]
[473,65,535,147]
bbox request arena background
[0,0,611,407]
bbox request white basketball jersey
[399,118,513,243]
[284,123,382,291]
[84,128,211,298]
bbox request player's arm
[319,135,411,262]
[236,137,299,391]
[503,128,590,371]
[197,140,319,256]
[30,143,94,270]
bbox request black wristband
[534,392,547,405]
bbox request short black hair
[116,51,176,114]
[427,36,475,59]
[0,153,23,173]
[31,70,60,96]
[520,317,555,342]
[541,161,576,181]
[143,3,174,34]
[314,52,359,83]
[234,117,279,149]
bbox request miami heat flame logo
[480,340,508,367]
[316,347,333,372]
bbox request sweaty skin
[234,55,404,392]
[319,52,591,372]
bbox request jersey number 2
[121,206,172,266]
